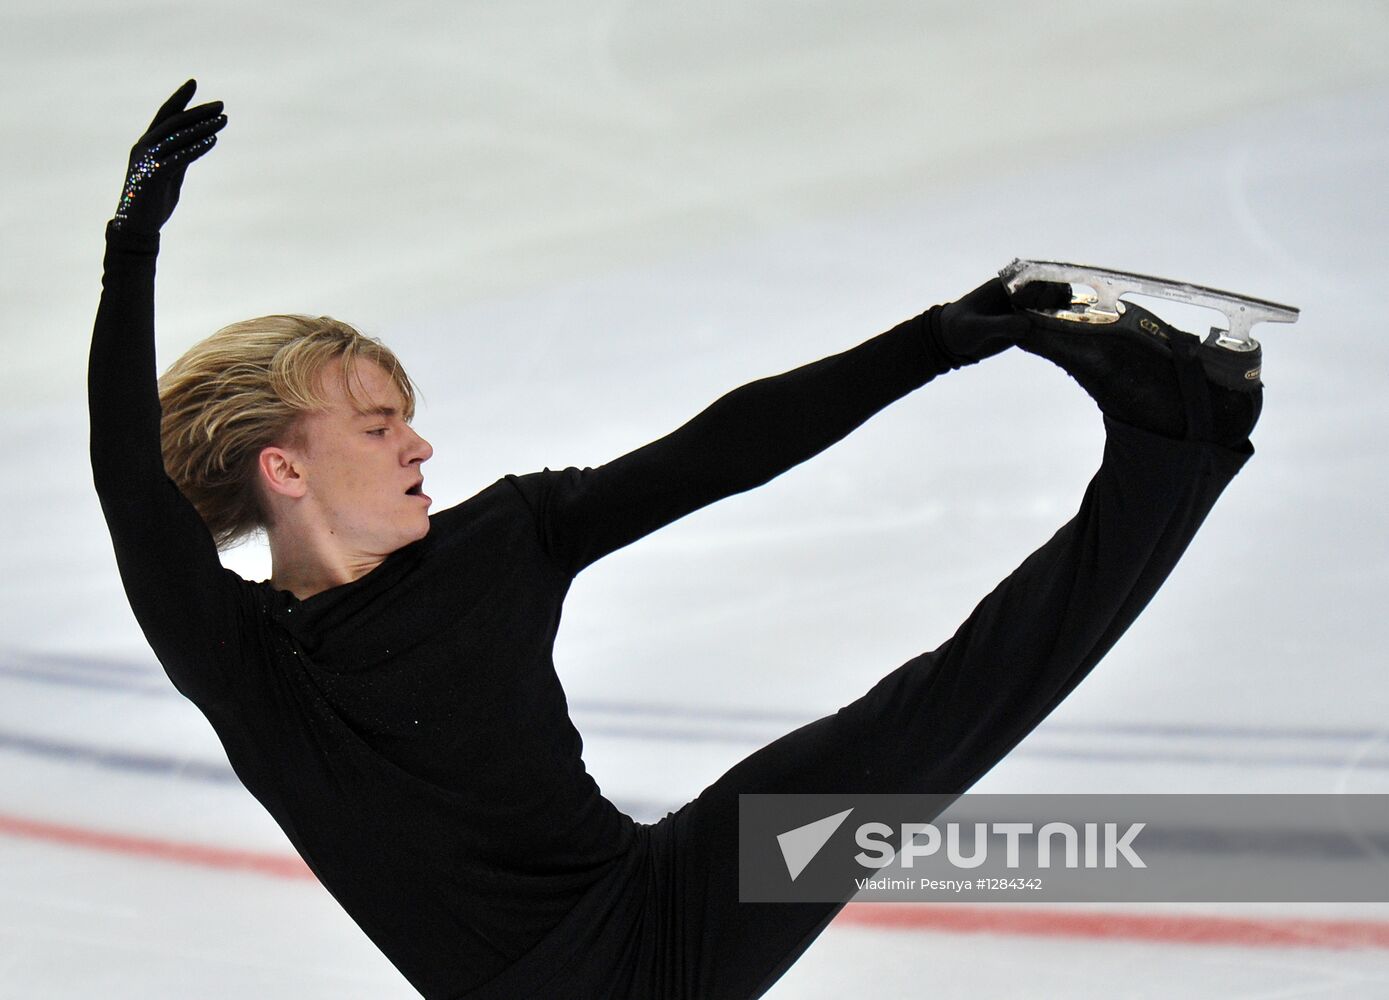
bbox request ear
[258,444,308,500]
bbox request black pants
[463,388,1253,999]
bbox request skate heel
[1117,303,1264,392]
[1197,333,1263,390]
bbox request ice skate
[1000,259,1300,390]
[999,260,1300,446]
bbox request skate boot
[1014,294,1263,449]
[998,259,1298,448]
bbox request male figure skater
[90,81,1258,999]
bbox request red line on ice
[0,812,314,881]
[836,902,1389,950]
[4,811,1388,950]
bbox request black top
[87,221,952,998]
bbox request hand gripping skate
[998,259,1300,390]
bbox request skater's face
[270,356,434,556]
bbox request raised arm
[507,278,1059,576]
[88,81,238,707]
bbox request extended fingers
[145,100,225,146]
[161,132,220,171]
[145,79,197,132]
[150,110,227,162]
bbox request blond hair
[157,314,418,550]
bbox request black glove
[111,79,227,235]
[933,277,1072,368]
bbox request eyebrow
[356,406,400,419]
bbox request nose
[406,425,433,465]
[411,427,433,463]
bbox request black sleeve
[506,309,954,576]
[88,221,244,708]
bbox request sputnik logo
[776,808,854,881]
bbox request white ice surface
[2,2,1389,997]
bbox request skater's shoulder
[501,466,596,507]
[427,474,530,527]
[411,474,559,557]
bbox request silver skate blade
[999,259,1301,351]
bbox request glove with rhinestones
[111,79,227,235]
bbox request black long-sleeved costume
[92,222,951,995]
[90,223,1251,999]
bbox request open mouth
[405,482,424,496]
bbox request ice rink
[3,1,1389,996]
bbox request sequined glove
[932,277,1071,368]
[111,79,227,235]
